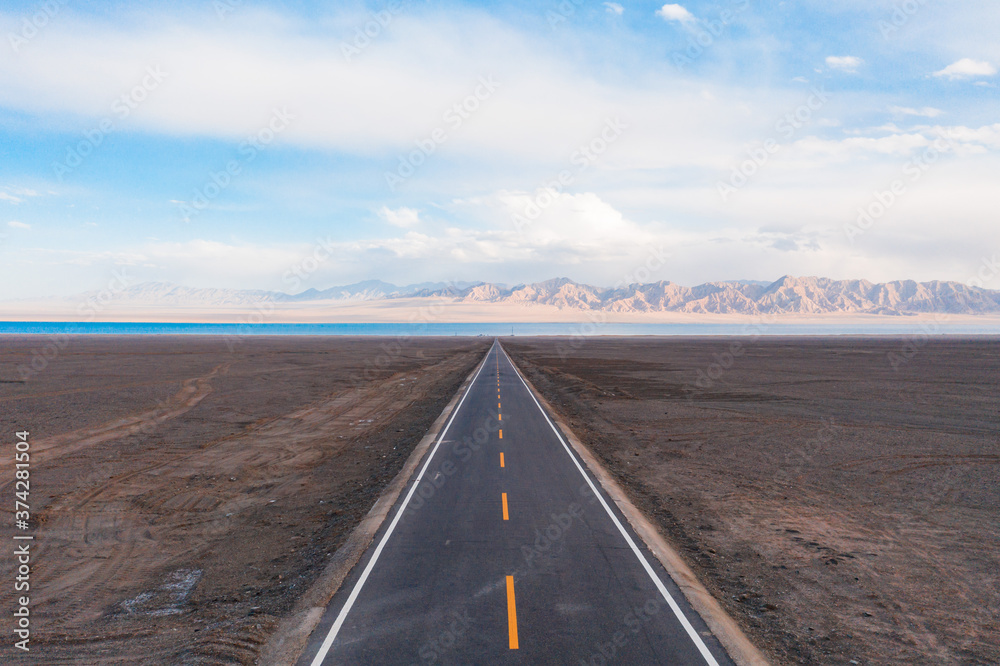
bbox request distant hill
[72,276,1000,315]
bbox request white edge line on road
[309,341,496,666]
[498,343,721,666]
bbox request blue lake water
[1,321,998,336]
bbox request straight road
[299,340,734,665]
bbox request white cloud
[379,206,421,228]
[928,122,1000,150]
[655,4,695,24]
[3,7,1000,296]
[933,58,997,80]
[494,190,653,252]
[793,133,933,158]
[0,10,767,170]
[55,195,660,289]
[604,2,624,15]
[0,187,42,204]
[826,56,864,73]
[142,240,300,273]
[12,159,1000,294]
[788,122,1000,159]
[889,105,944,118]
[393,191,662,277]
[7,220,30,229]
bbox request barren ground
[0,335,489,664]
[505,336,1000,665]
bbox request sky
[1,0,998,299]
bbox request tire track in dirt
[31,372,412,630]
[833,453,1000,474]
[12,347,486,664]
[0,363,229,470]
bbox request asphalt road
[299,340,734,665]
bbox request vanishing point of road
[299,340,734,665]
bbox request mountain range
[70,277,1000,316]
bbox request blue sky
[1,0,998,298]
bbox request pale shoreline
[2,297,1000,329]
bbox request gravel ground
[0,335,489,664]
[505,336,1000,665]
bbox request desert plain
[506,336,1000,665]
[0,335,489,663]
[0,334,997,665]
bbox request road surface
[299,340,734,665]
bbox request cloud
[379,206,421,228]
[930,122,1000,150]
[787,123,1000,164]
[7,220,30,229]
[889,105,944,118]
[13,160,1000,295]
[933,58,997,80]
[77,194,660,289]
[494,190,653,252]
[825,56,864,73]
[655,4,695,24]
[0,9,766,169]
[604,2,624,15]
[0,187,41,204]
[4,6,1000,298]
[793,133,934,158]
[313,192,655,271]
[745,228,821,253]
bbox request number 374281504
[15,431,30,527]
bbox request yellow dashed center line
[506,575,519,649]
[497,351,518,650]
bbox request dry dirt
[505,336,1000,666]
[0,335,489,664]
